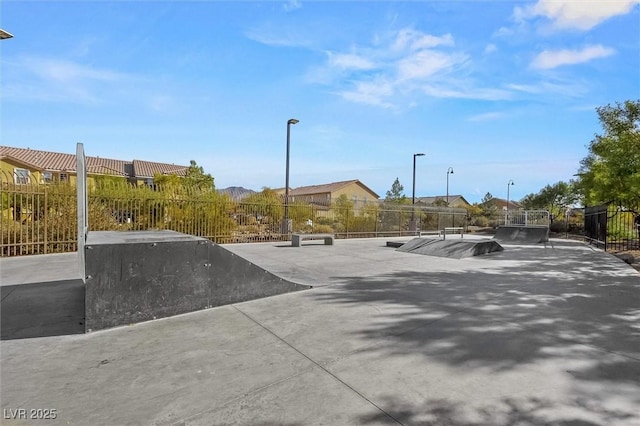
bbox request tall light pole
[283,118,299,235]
[446,167,454,205]
[506,179,514,225]
[446,167,454,227]
[411,153,425,233]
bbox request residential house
[277,179,380,216]
[0,146,188,186]
[131,159,188,186]
[414,195,472,209]
[485,197,522,211]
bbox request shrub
[313,224,333,234]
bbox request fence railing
[504,210,550,227]
[1,178,471,257]
[584,202,639,251]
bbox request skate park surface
[1,235,639,425]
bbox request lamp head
[414,153,425,157]
[288,119,299,125]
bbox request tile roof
[289,179,379,198]
[132,159,188,178]
[87,157,130,176]
[1,146,76,171]
[0,146,188,179]
[415,195,469,205]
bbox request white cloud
[312,28,476,107]
[326,52,375,70]
[515,0,640,31]
[3,55,182,111]
[392,29,454,52]
[484,44,497,54]
[506,83,541,94]
[397,50,467,81]
[245,27,309,48]
[25,57,124,83]
[421,84,512,101]
[531,45,616,69]
[335,77,395,109]
[493,27,515,38]
[505,79,589,98]
[3,56,128,104]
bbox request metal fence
[584,202,639,252]
[504,209,550,227]
[1,176,470,257]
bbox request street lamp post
[411,153,425,234]
[506,179,514,225]
[446,167,454,205]
[282,118,299,236]
[446,167,454,227]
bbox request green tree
[521,181,578,218]
[185,160,215,190]
[577,100,640,205]
[333,194,354,227]
[154,160,215,191]
[385,178,407,204]
[242,188,283,224]
[481,192,493,205]
[479,192,500,225]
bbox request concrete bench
[292,233,335,247]
[443,227,464,240]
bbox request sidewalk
[1,237,639,425]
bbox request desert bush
[313,224,334,234]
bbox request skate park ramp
[493,225,549,243]
[396,237,504,259]
[1,230,310,338]
[84,231,310,332]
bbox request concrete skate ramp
[493,225,549,243]
[396,237,504,259]
[85,231,309,332]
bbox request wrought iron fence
[1,173,78,256]
[584,202,639,251]
[1,175,470,257]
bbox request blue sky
[1,1,639,203]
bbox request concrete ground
[1,236,639,425]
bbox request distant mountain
[218,186,256,201]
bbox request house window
[42,171,53,183]
[59,173,69,182]
[14,168,29,184]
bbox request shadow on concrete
[313,243,640,424]
[1,280,85,340]
[357,395,615,425]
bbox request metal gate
[584,202,639,251]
